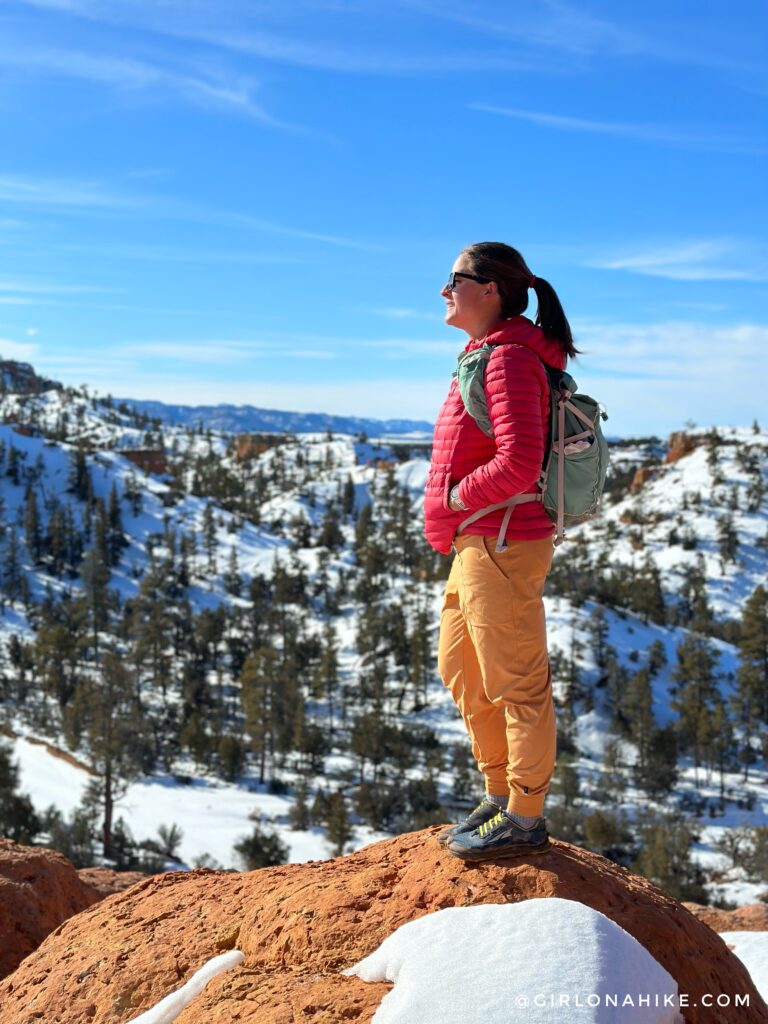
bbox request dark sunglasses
[445,271,491,290]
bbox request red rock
[0,839,101,980]
[666,431,706,464]
[0,830,764,1023]
[684,901,768,933]
[630,466,659,493]
[77,866,149,899]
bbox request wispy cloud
[11,0,768,87]
[116,340,338,362]
[0,173,376,249]
[362,306,444,322]
[359,337,459,358]
[0,336,39,360]
[588,240,768,282]
[7,0,560,75]
[470,105,766,153]
[0,279,107,294]
[2,45,300,127]
[0,175,137,209]
[571,319,767,433]
[43,242,309,265]
[573,319,768,380]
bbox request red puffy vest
[424,317,567,555]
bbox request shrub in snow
[345,898,682,1024]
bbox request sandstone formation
[684,901,768,934]
[1,829,765,1024]
[0,839,101,980]
[630,465,660,493]
[78,866,148,899]
[666,430,707,464]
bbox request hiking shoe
[445,809,551,861]
[436,798,502,847]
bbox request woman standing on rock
[423,241,577,861]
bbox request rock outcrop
[1,829,764,1024]
[77,866,148,899]
[684,901,768,934]
[665,430,707,464]
[0,839,101,980]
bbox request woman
[423,241,577,861]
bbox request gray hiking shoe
[436,798,502,848]
[446,809,551,861]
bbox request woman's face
[440,255,500,334]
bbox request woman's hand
[449,485,468,512]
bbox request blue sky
[0,0,766,435]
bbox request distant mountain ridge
[114,397,434,437]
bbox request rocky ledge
[0,829,765,1023]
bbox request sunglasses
[445,271,491,291]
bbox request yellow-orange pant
[438,533,556,816]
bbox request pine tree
[325,789,353,856]
[732,585,768,779]
[0,741,39,843]
[67,446,92,502]
[670,631,720,773]
[23,487,42,564]
[623,668,656,784]
[3,527,23,604]
[80,544,111,657]
[202,502,217,575]
[234,817,289,869]
[716,513,739,569]
[739,586,768,721]
[288,780,311,830]
[83,650,145,858]
[633,813,708,903]
[223,546,242,596]
[240,647,280,784]
[107,483,126,565]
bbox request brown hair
[461,241,578,360]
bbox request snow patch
[127,949,244,1023]
[345,899,682,1023]
[720,932,768,1002]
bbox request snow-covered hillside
[0,367,766,910]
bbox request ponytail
[461,241,579,361]
[529,276,578,360]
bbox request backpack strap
[456,493,542,552]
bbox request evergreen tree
[67,446,92,502]
[3,527,23,604]
[325,789,353,855]
[633,813,708,903]
[623,668,656,784]
[23,487,42,565]
[234,816,288,869]
[716,513,739,569]
[670,631,720,771]
[223,546,242,597]
[288,780,311,830]
[80,544,111,657]
[107,483,126,565]
[83,650,145,858]
[739,585,768,721]
[240,647,280,783]
[0,741,39,843]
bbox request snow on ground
[346,899,682,1023]
[11,732,389,869]
[128,951,244,1024]
[720,933,768,1003]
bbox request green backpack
[453,344,609,549]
